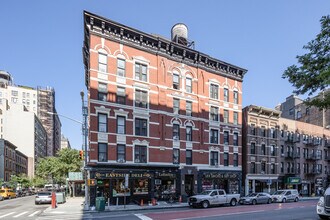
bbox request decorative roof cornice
[83,11,247,87]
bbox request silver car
[35,191,52,205]
[239,193,272,205]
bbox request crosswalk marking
[135,214,153,220]
[0,212,15,219]
[28,211,40,217]
[13,211,28,218]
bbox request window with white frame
[210,84,219,99]
[11,90,18,96]
[173,149,180,164]
[224,110,229,123]
[224,88,229,102]
[210,106,219,121]
[233,90,238,104]
[173,98,180,114]
[98,143,107,162]
[186,126,192,141]
[117,59,126,77]
[210,129,218,144]
[210,151,219,166]
[173,74,180,89]
[135,89,148,108]
[186,150,192,165]
[173,124,180,140]
[98,53,107,72]
[98,83,107,101]
[117,116,126,134]
[186,77,192,93]
[116,87,126,105]
[117,144,126,162]
[135,63,147,81]
[98,113,107,132]
[134,145,147,163]
[135,118,148,136]
[186,101,192,116]
[233,112,238,125]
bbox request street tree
[283,15,330,110]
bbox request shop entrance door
[185,175,194,196]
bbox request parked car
[35,191,52,205]
[239,192,272,205]
[271,189,299,203]
[0,188,16,199]
[188,189,240,208]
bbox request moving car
[271,189,299,203]
[188,189,240,208]
[239,192,272,205]
[35,191,52,205]
[0,188,16,199]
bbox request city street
[37,200,320,220]
[0,196,48,219]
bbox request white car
[317,187,330,219]
[271,189,299,203]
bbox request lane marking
[173,210,264,220]
[0,212,15,219]
[28,211,40,217]
[135,214,153,220]
[13,211,28,218]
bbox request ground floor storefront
[244,175,279,196]
[88,166,242,206]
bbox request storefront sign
[286,177,301,184]
[95,172,152,179]
[203,172,237,179]
[68,172,83,181]
[156,173,176,178]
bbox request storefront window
[133,179,149,195]
[112,179,130,196]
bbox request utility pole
[81,91,89,211]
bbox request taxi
[0,188,17,199]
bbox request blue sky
[1,1,329,150]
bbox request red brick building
[83,11,247,205]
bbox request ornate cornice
[83,11,248,87]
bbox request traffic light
[79,150,84,160]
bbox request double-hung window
[210,129,218,144]
[186,101,192,116]
[186,126,192,141]
[134,145,147,163]
[210,151,219,166]
[173,124,180,140]
[233,112,238,125]
[98,114,107,132]
[98,53,107,72]
[224,153,229,166]
[251,143,256,154]
[135,63,147,81]
[135,89,148,108]
[210,106,219,121]
[210,84,219,99]
[233,132,238,146]
[251,162,256,173]
[224,131,229,145]
[233,153,238,167]
[116,87,126,105]
[117,116,126,134]
[173,149,180,164]
[186,150,192,165]
[98,143,107,162]
[98,83,107,101]
[117,144,126,162]
[233,91,238,104]
[173,74,180,89]
[186,78,192,93]
[117,59,126,77]
[135,118,147,136]
[224,110,229,123]
[173,98,180,114]
[224,88,229,102]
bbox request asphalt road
[0,195,48,219]
[37,200,322,220]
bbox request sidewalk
[43,197,188,215]
[43,195,320,215]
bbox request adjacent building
[61,134,71,149]
[0,139,28,182]
[83,11,247,206]
[242,104,330,196]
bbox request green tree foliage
[9,174,32,189]
[283,15,330,110]
[32,176,47,188]
[35,148,82,184]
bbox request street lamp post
[80,91,89,211]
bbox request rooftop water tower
[171,23,188,46]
